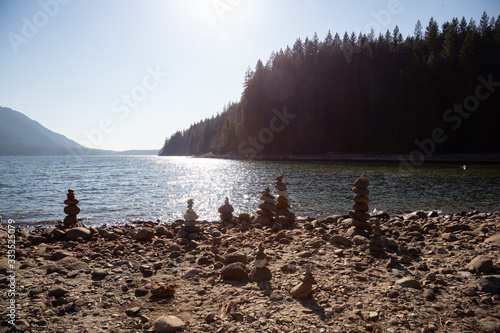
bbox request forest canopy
[159,12,500,157]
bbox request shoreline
[10,208,500,230]
[2,210,499,332]
[192,152,500,163]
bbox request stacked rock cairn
[249,243,272,282]
[255,187,275,226]
[183,199,200,234]
[349,176,372,232]
[274,176,295,226]
[218,197,234,222]
[63,189,80,227]
[369,218,384,255]
[290,265,315,298]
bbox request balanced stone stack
[369,218,384,255]
[183,199,200,233]
[290,265,315,299]
[275,176,295,226]
[249,243,272,282]
[349,176,372,231]
[255,188,275,226]
[63,189,80,227]
[218,197,234,222]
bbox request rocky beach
[1,180,500,333]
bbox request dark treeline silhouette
[159,13,500,157]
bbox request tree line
[159,12,500,157]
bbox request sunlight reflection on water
[1,155,499,226]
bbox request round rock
[154,315,185,333]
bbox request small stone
[423,289,435,300]
[154,315,185,333]
[297,251,313,258]
[135,228,155,241]
[238,213,251,221]
[65,227,91,241]
[485,233,500,247]
[52,250,72,260]
[135,288,149,297]
[352,235,369,245]
[92,269,108,280]
[249,266,272,282]
[329,235,352,247]
[204,313,216,323]
[151,283,175,298]
[221,262,248,280]
[395,277,421,288]
[224,253,247,265]
[156,225,170,235]
[466,255,493,273]
[478,276,500,294]
[48,286,69,298]
[126,307,141,317]
[354,176,369,189]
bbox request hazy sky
[1,0,498,151]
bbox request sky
[0,0,498,151]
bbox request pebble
[396,277,421,288]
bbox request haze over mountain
[0,107,158,156]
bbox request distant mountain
[0,107,158,156]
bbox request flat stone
[351,219,372,231]
[224,253,247,265]
[328,235,352,246]
[65,227,91,241]
[92,269,109,279]
[48,286,69,298]
[353,195,370,203]
[297,251,313,258]
[485,233,500,247]
[52,250,72,260]
[478,317,500,332]
[65,261,89,271]
[352,235,369,245]
[126,307,141,317]
[395,277,421,288]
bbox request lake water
[1,155,500,227]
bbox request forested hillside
[159,13,500,157]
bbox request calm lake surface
[1,155,499,227]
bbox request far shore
[191,152,500,163]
